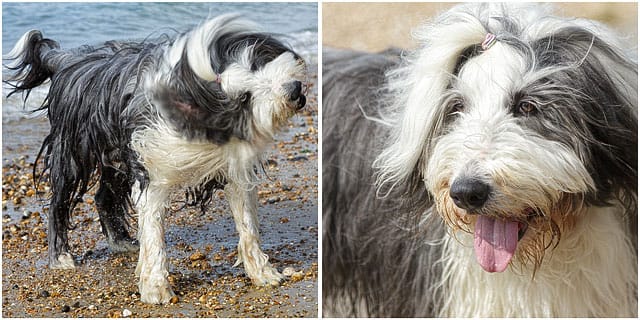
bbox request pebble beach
[1,66,319,318]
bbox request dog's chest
[130,123,261,188]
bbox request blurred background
[323,2,638,52]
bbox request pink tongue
[474,216,519,273]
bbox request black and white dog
[323,3,637,317]
[4,15,307,304]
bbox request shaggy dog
[5,15,307,304]
[323,3,637,317]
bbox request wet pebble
[287,155,308,162]
[39,290,50,298]
[282,267,296,277]
[189,251,206,261]
[267,197,280,204]
[61,305,70,313]
[106,308,120,318]
[291,271,304,282]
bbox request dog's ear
[374,7,491,191]
[173,100,205,117]
[533,26,638,218]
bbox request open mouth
[473,208,538,273]
[517,221,528,240]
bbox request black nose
[287,80,302,101]
[449,178,491,211]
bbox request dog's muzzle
[284,80,306,110]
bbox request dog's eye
[451,100,465,113]
[516,101,537,116]
[239,92,250,103]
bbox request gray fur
[322,48,445,317]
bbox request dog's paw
[139,277,175,304]
[50,252,76,269]
[108,238,139,253]
[251,265,284,287]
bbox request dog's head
[375,4,637,272]
[147,14,307,144]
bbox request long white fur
[184,15,258,81]
[131,117,276,303]
[132,121,282,302]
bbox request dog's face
[220,50,307,140]
[426,28,637,274]
[376,5,637,273]
[426,37,598,273]
[147,16,307,144]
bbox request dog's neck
[438,205,637,317]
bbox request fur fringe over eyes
[323,3,636,318]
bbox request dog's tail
[3,30,60,98]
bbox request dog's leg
[45,135,79,270]
[47,177,76,269]
[134,184,175,304]
[225,181,283,286]
[95,167,139,253]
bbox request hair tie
[213,73,222,84]
[481,33,497,51]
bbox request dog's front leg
[225,181,283,286]
[135,184,175,304]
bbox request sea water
[2,2,318,122]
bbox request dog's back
[322,48,445,317]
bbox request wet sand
[2,67,318,318]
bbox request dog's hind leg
[95,167,139,253]
[46,144,77,269]
[47,182,76,269]
[225,181,283,286]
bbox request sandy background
[323,2,638,52]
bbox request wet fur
[5,15,307,304]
